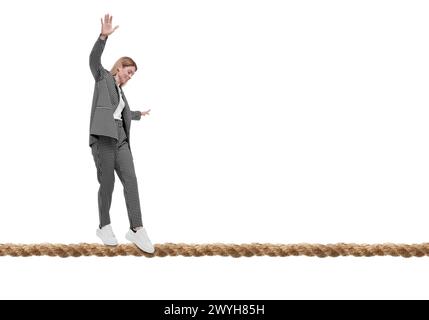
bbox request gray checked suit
[89,35,144,229]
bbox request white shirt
[113,85,125,120]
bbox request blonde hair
[110,57,138,76]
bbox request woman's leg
[91,136,117,228]
[115,138,143,229]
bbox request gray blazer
[89,36,141,149]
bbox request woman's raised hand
[100,14,119,37]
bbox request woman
[89,14,154,253]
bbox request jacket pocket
[90,107,116,137]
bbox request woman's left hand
[141,109,151,117]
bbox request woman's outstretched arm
[131,109,151,120]
[89,14,119,81]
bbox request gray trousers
[91,119,143,228]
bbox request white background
[0,0,428,299]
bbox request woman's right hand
[100,14,119,38]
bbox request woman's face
[116,65,136,86]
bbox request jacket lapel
[121,90,132,134]
[108,73,132,138]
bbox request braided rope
[1,243,429,258]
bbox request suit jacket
[89,36,141,150]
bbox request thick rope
[1,243,429,258]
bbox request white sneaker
[96,224,118,246]
[126,227,155,253]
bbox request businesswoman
[89,14,154,253]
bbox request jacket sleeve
[131,111,142,121]
[89,36,107,81]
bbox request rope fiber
[1,243,429,258]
